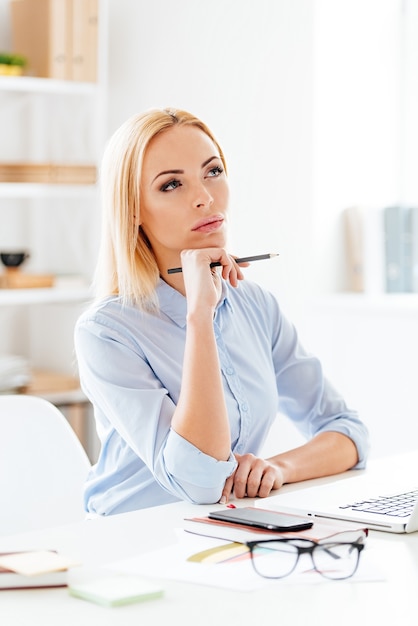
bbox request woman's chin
[193,233,227,249]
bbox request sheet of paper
[0,551,81,576]
[105,530,386,591]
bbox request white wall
[312,0,404,294]
[107,0,315,320]
[305,0,418,459]
[106,0,409,309]
[403,0,418,205]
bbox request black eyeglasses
[246,529,367,581]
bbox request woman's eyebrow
[152,157,219,184]
[202,156,219,168]
[152,169,183,184]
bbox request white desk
[1,454,418,626]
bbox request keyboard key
[342,489,418,517]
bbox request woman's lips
[192,215,224,233]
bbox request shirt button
[226,367,234,375]
[241,403,248,412]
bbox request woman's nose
[192,182,213,209]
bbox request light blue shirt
[74,279,369,515]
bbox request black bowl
[0,251,30,268]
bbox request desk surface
[1,453,418,626]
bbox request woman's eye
[160,179,182,192]
[207,166,224,178]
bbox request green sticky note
[68,576,164,607]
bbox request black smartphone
[208,507,313,532]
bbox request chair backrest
[0,395,91,536]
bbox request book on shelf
[343,206,364,292]
[10,0,98,82]
[23,369,81,395]
[0,270,54,289]
[412,207,418,292]
[71,0,98,82]
[384,205,413,293]
[343,206,385,294]
[0,162,97,184]
[0,354,30,393]
[343,204,418,295]
[10,0,72,80]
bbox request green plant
[0,52,27,67]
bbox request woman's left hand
[220,453,284,503]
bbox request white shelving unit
[0,287,91,306]
[0,0,107,280]
[0,76,103,304]
[0,75,97,94]
[0,182,98,199]
[0,1,107,447]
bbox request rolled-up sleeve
[163,430,237,502]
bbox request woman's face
[139,124,229,272]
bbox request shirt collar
[156,279,232,328]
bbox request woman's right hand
[180,248,244,313]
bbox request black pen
[167,253,279,274]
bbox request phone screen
[208,507,313,532]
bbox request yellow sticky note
[0,551,81,576]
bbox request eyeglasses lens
[312,541,360,580]
[251,541,300,579]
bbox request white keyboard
[339,488,418,518]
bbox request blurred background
[0,0,417,461]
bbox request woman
[75,108,369,516]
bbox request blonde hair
[93,108,227,310]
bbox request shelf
[0,75,98,95]
[0,182,98,199]
[0,286,91,306]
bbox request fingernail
[219,496,226,504]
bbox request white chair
[0,394,91,536]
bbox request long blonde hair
[94,108,227,310]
